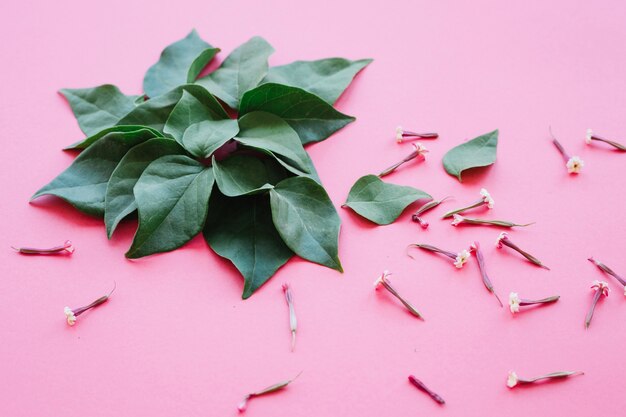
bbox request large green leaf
[196,36,274,109]
[31,134,148,216]
[65,125,163,150]
[262,58,372,104]
[60,85,138,136]
[104,139,186,238]
[181,119,239,159]
[344,175,432,225]
[239,83,355,145]
[143,29,219,98]
[212,155,275,196]
[269,176,342,271]
[126,155,214,258]
[118,84,227,132]
[204,192,293,298]
[442,129,499,181]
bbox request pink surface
[1,1,625,416]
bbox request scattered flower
[451,214,533,228]
[282,283,297,352]
[508,292,560,314]
[588,257,626,296]
[454,249,471,269]
[585,129,626,151]
[374,270,424,320]
[507,370,583,388]
[550,127,584,174]
[395,126,439,143]
[411,196,452,229]
[379,143,429,177]
[585,280,609,328]
[12,240,74,255]
[408,375,445,405]
[64,282,116,326]
[470,242,503,307]
[407,243,471,269]
[496,232,549,269]
[237,372,301,413]
[442,188,494,218]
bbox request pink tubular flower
[451,214,533,229]
[407,243,470,269]
[395,126,439,143]
[496,232,549,269]
[237,372,301,413]
[408,375,445,405]
[585,281,609,328]
[282,283,297,352]
[442,188,494,218]
[507,370,583,389]
[585,129,626,151]
[588,257,626,296]
[411,196,452,229]
[469,242,503,307]
[374,271,424,320]
[12,240,74,255]
[378,143,428,177]
[64,282,116,326]
[550,127,584,174]
[508,292,560,314]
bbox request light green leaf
[344,175,432,225]
[65,125,163,150]
[212,155,275,196]
[104,139,185,238]
[442,129,499,181]
[60,85,138,136]
[239,83,355,145]
[196,36,274,109]
[204,192,293,299]
[181,119,239,159]
[126,155,214,258]
[31,134,148,216]
[143,29,219,98]
[269,176,342,271]
[262,58,372,104]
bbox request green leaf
[239,83,355,145]
[118,84,228,132]
[196,36,274,109]
[31,133,148,216]
[104,139,186,238]
[65,125,163,150]
[181,119,239,159]
[60,85,138,136]
[262,58,372,104]
[204,192,293,298]
[143,29,219,98]
[269,176,342,271]
[212,155,275,196]
[442,129,499,181]
[344,175,432,225]
[126,155,214,258]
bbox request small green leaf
[344,175,432,225]
[270,176,342,271]
[239,83,355,145]
[181,119,239,159]
[143,29,219,98]
[442,129,499,181]
[65,125,163,150]
[126,155,214,258]
[105,139,186,238]
[60,85,138,136]
[204,192,293,298]
[196,36,274,109]
[212,155,275,196]
[262,58,372,104]
[32,133,148,216]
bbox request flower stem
[442,199,483,218]
[11,240,74,255]
[458,217,534,228]
[501,240,549,269]
[380,280,424,320]
[408,375,445,404]
[528,371,584,383]
[519,295,560,306]
[585,290,603,329]
[282,284,297,352]
[407,244,457,260]
[238,372,301,412]
[588,257,626,286]
[590,135,626,151]
[472,242,503,307]
[378,148,425,177]
[73,282,116,316]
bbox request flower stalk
[496,233,549,269]
[396,126,438,143]
[408,375,445,405]
[451,214,533,228]
[237,372,301,412]
[282,283,297,352]
[12,240,74,255]
[411,196,452,228]
[470,242,503,307]
[378,143,428,177]
[64,282,116,326]
[407,243,470,268]
[507,370,583,388]
[585,129,626,151]
[550,127,584,173]
[588,257,626,296]
[442,189,493,218]
[585,280,609,329]
[508,292,560,314]
[374,271,424,320]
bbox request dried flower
[395,126,439,143]
[469,242,503,307]
[12,240,74,255]
[451,214,533,228]
[442,188,493,218]
[550,127,584,174]
[282,283,297,352]
[588,257,626,296]
[374,271,424,320]
[379,143,429,177]
[496,232,549,269]
[411,196,452,229]
[237,372,301,412]
[585,129,626,151]
[507,370,583,388]
[408,375,445,405]
[64,282,116,326]
[508,292,560,314]
[407,243,471,269]
[585,280,609,328]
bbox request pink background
[1,1,625,416]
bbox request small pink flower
[496,233,549,269]
[407,243,471,269]
[378,143,428,177]
[237,372,301,412]
[12,240,74,255]
[585,280,609,328]
[374,271,423,320]
[395,126,438,143]
[585,129,626,151]
[442,189,494,218]
[550,127,584,174]
[64,282,116,326]
[412,196,452,229]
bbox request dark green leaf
[104,139,186,237]
[262,58,372,104]
[212,155,275,196]
[143,29,219,98]
[65,125,163,150]
[196,36,274,109]
[31,134,148,216]
[204,192,293,298]
[269,176,342,271]
[239,83,355,145]
[344,175,432,225]
[180,119,239,159]
[442,129,499,181]
[126,155,214,258]
[60,85,138,136]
